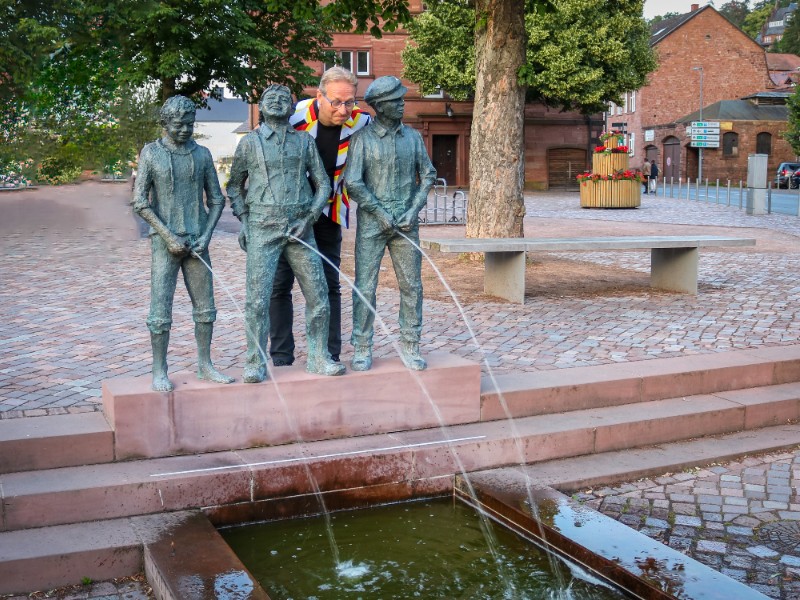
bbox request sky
[643,0,712,20]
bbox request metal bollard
[726,180,731,206]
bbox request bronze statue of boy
[344,76,437,371]
[227,84,345,383]
[132,95,234,392]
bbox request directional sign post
[690,121,720,148]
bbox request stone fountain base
[102,352,480,460]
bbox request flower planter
[580,179,641,209]
[592,153,628,176]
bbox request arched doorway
[663,136,680,181]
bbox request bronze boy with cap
[344,76,437,372]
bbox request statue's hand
[190,234,210,256]
[166,234,190,256]
[396,211,417,232]
[238,227,248,252]
[377,212,395,234]
[287,218,310,242]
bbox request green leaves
[402,0,656,114]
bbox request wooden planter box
[579,179,641,208]
[592,153,629,176]
[603,136,624,150]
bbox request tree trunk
[160,78,177,102]
[466,0,527,239]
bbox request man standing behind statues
[227,84,345,383]
[269,67,370,367]
[132,95,234,392]
[344,76,436,372]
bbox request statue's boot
[195,323,234,384]
[351,344,373,371]
[243,365,267,383]
[399,341,427,371]
[151,331,174,392]
[307,354,346,376]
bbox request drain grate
[757,521,800,554]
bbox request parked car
[775,162,800,188]
[793,169,800,190]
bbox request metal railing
[651,176,800,216]
[418,178,467,224]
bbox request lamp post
[692,66,704,182]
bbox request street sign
[691,127,720,135]
[691,134,720,142]
[691,141,719,148]
[691,121,720,128]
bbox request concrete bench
[420,235,756,303]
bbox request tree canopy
[402,0,656,115]
[784,85,800,155]
[1,0,412,103]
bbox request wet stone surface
[574,448,800,599]
[0,575,153,600]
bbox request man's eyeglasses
[322,93,356,111]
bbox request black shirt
[314,104,343,192]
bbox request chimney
[691,3,699,9]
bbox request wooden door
[548,148,586,190]
[663,137,681,181]
[432,135,458,186]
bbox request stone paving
[4,183,800,598]
[4,184,800,418]
[575,448,800,599]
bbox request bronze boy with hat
[344,76,437,371]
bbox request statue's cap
[364,76,407,106]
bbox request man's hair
[319,66,358,94]
[160,95,196,124]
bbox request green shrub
[37,155,83,185]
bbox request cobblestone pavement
[4,184,800,418]
[575,448,800,600]
[4,183,800,598]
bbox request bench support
[485,251,526,303]
[651,247,699,294]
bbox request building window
[630,91,636,113]
[723,132,739,157]
[356,51,370,75]
[628,132,635,156]
[756,132,772,155]
[423,86,444,99]
[324,50,365,74]
[623,93,628,114]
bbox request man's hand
[166,233,190,256]
[287,217,310,242]
[238,226,248,252]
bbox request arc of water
[393,230,568,588]
[190,249,345,565]
[288,235,521,587]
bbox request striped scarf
[289,98,370,227]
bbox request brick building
[246,1,603,190]
[606,4,792,183]
[650,92,794,183]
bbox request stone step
[5,347,799,476]
[0,511,268,597]
[2,423,796,597]
[4,382,800,533]
[480,345,800,420]
[0,412,113,474]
